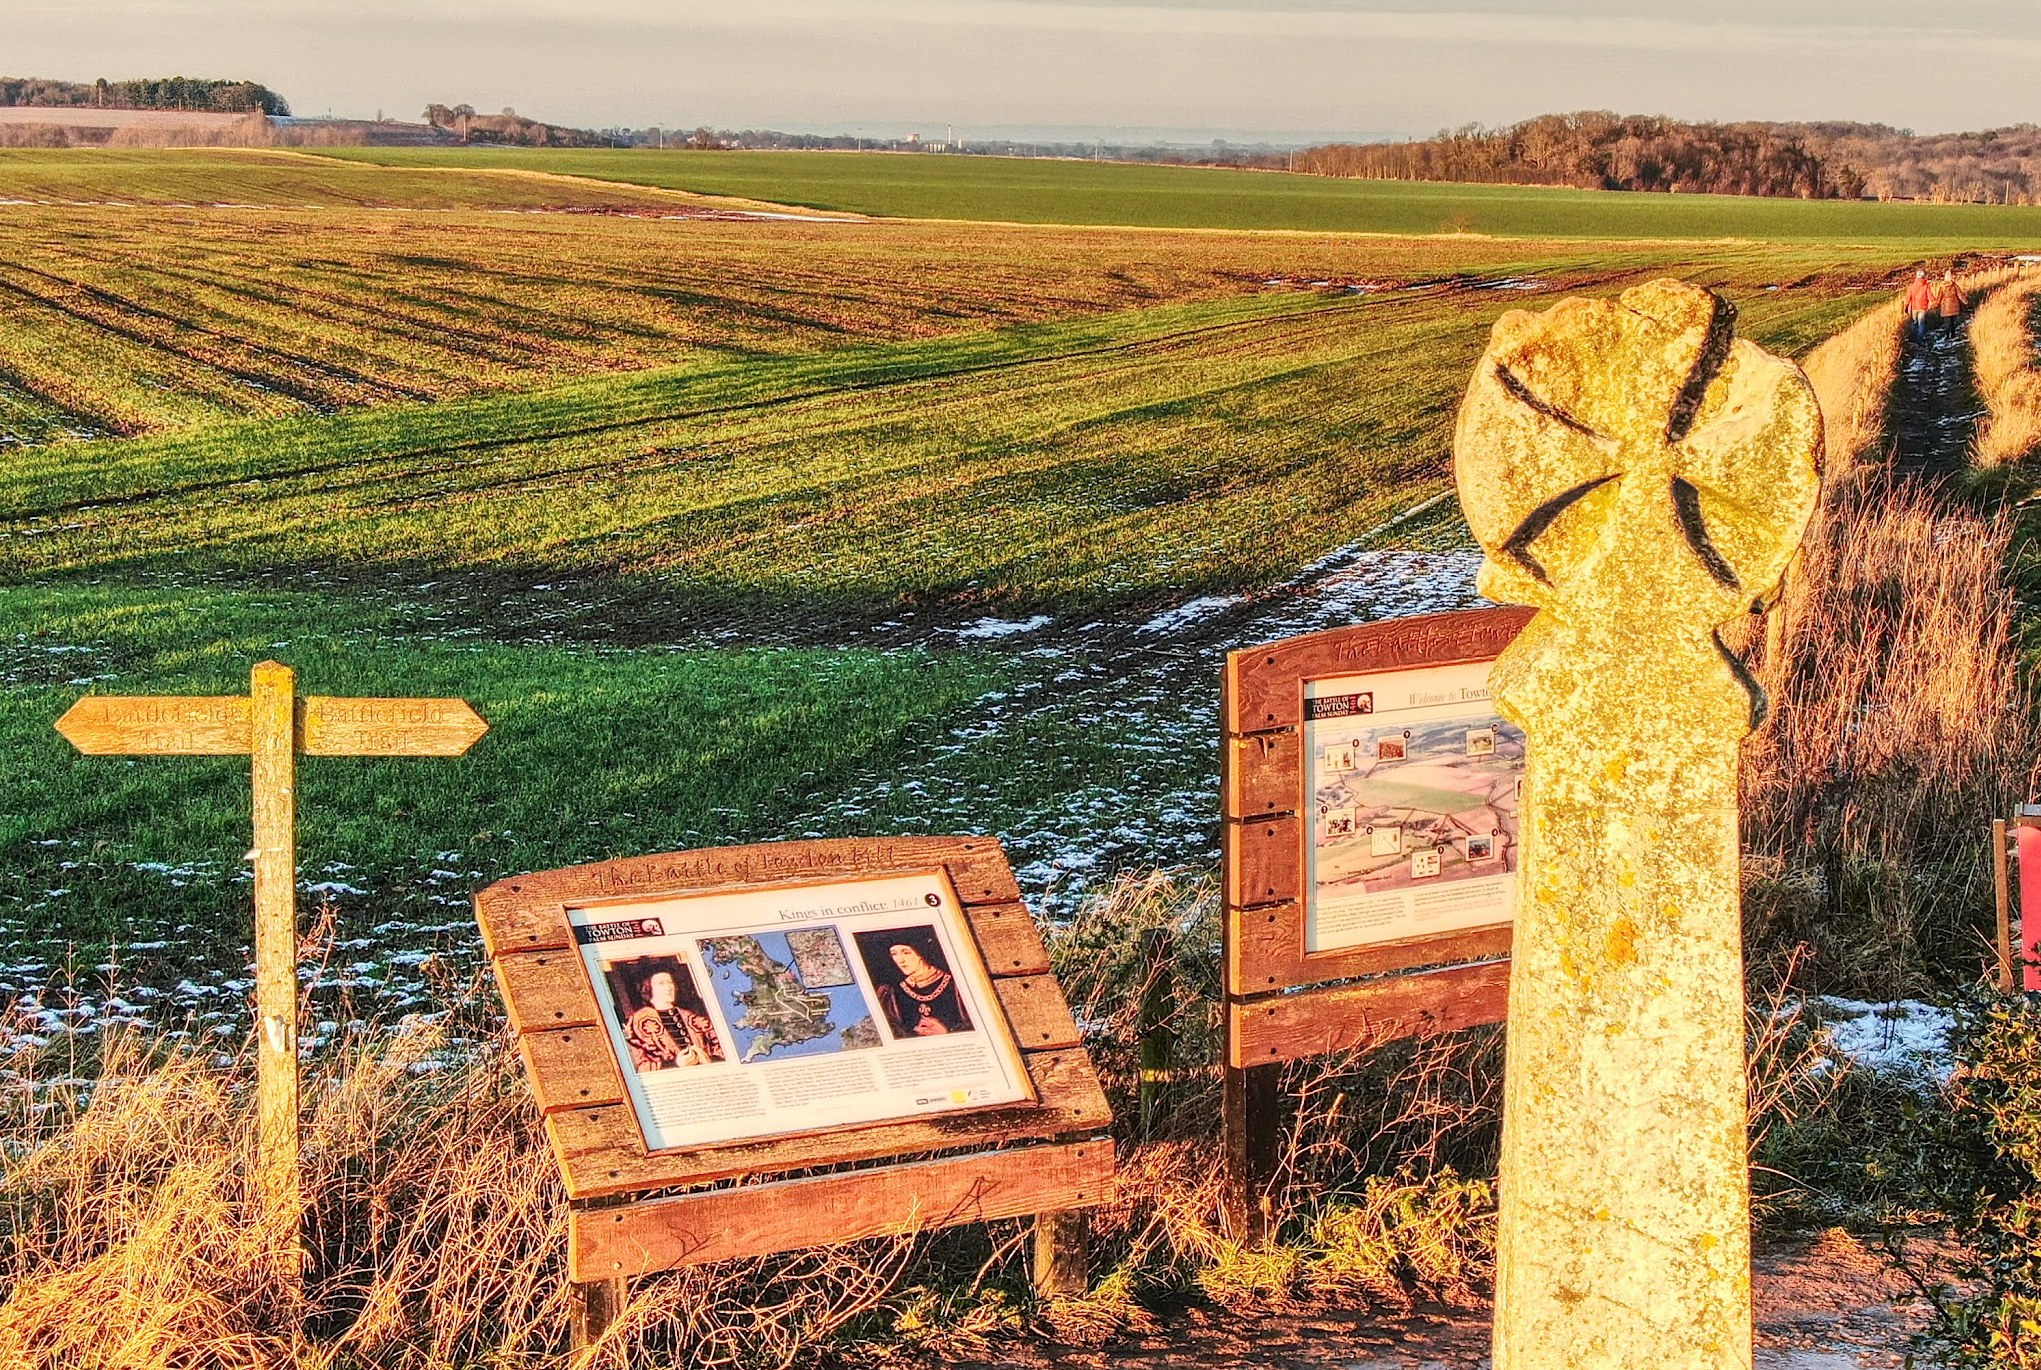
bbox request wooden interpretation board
[1220,607,1531,1236]
[476,836,1114,1292]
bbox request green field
[0,147,1978,1027]
[1,271,1897,611]
[326,146,2041,246]
[1,179,1771,445]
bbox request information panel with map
[568,870,1034,1151]
[1303,658,1525,953]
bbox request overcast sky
[10,1,2040,143]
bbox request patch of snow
[955,615,1052,639]
[1137,595,1243,634]
[1815,997,1954,1084]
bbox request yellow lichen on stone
[1455,279,1821,1370]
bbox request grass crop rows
[2,268,1905,617]
[0,149,1947,447]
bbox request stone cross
[56,662,488,1251]
[1454,280,1821,1369]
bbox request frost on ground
[8,542,1485,1033]
[1812,997,1956,1086]
[811,547,1486,915]
[954,614,1054,639]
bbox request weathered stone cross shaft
[55,662,487,1241]
[1455,280,1821,1369]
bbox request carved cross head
[1454,280,1822,654]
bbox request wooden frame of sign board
[1219,606,1533,1240]
[476,836,1113,1325]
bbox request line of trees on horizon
[1298,112,2041,204]
[0,76,289,116]
[422,103,610,148]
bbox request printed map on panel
[1312,715,1526,895]
[699,930,882,1063]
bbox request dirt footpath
[967,1232,1949,1370]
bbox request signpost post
[55,661,489,1250]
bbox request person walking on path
[1937,271,1968,332]
[1905,269,1937,339]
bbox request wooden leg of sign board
[1221,1061,1281,1246]
[1032,1210,1090,1298]
[249,661,303,1267]
[1996,818,2015,992]
[570,1276,628,1350]
[1137,928,1175,1135]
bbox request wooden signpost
[55,661,489,1240]
[476,835,1114,1344]
[1220,606,1532,1240]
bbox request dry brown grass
[0,114,362,149]
[0,1016,935,1370]
[1739,480,2038,995]
[1802,298,1906,481]
[1971,274,2041,468]
[0,874,1514,1369]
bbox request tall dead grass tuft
[1802,299,1905,483]
[0,1015,931,1370]
[1740,481,2038,995]
[1970,275,2041,468]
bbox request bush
[1909,988,2041,1366]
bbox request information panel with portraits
[476,836,1112,1282]
[568,868,1035,1152]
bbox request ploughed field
[0,147,1991,1051]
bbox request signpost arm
[250,660,301,1232]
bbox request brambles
[1900,989,2041,1367]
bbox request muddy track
[1891,312,1987,481]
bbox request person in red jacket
[1936,271,1968,331]
[1904,269,1937,339]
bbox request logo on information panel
[1305,692,1374,722]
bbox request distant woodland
[422,104,607,148]
[1298,113,2041,204]
[0,76,289,116]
